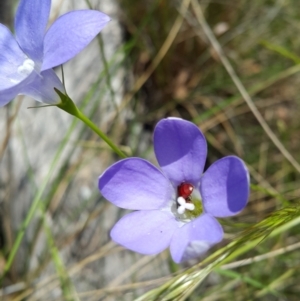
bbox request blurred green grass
[2,0,300,300]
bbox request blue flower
[0,0,110,106]
[99,118,250,263]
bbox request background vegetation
[1,0,300,300]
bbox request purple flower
[99,118,249,263]
[0,0,110,107]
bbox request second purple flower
[99,118,250,263]
[0,0,110,106]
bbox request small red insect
[177,182,194,203]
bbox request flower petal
[111,210,178,255]
[19,69,64,104]
[154,118,207,187]
[42,10,110,70]
[0,25,29,90]
[170,214,223,263]
[99,158,174,210]
[15,0,51,63]
[0,73,35,107]
[0,86,19,107]
[201,156,249,217]
[0,25,39,106]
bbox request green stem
[56,89,126,159]
[75,109,126,159]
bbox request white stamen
[177,206,186,215]
[177,196,186,206]
[177,196,195,214]
[185,203,195,211]
[17,58,35,76]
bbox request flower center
[177,183,194,214]
[17,58,35,76]
[177,196,195,214]
[175,182,203,220]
